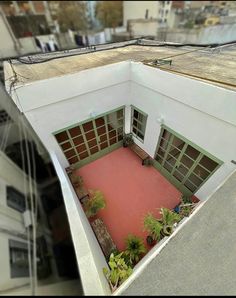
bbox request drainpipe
[0,6,21,56]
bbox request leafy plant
[159,207,181,236]
[71,174,83,188]
[124,234,146,266]
[103,252,133,292]
[144,213,163,241]
[123,133,134,147]
[84,190,106,218]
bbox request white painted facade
[6,59,236,294]
[0,151,35,291]
[0,145,58,292]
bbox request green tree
[56,1,89,33]
[95,1,123,32]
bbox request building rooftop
[4,39,236,91]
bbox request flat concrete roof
[4,40,236,90]
[121,171,236,296]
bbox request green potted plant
[124,234,146,266]
[158,207,181,237]
[144,213,163,246]
[123,133,134,147]
[103,252,133,292]
[84,190,106,218]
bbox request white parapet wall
[50,152,111,296]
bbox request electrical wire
[13,38,236,65]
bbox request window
[54,107,125,165]
[154,127,221,195]
[131,107,147,142]
[7,186,26,212]
[9,240,30,278]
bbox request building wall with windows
[0,150,58,291]
[0,151,34,291]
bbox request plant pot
[146,235,157,246]
[161,225,173,237]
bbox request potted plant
[71,174,83,188]
[124,234,146,266]
[103,252,133,292]
[84,190,106,218]
[123,133,134,147]
[158,207,181,237]
[143,213,163,246]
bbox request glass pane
[159,138,169,150]
[172,136,184,151]
[133,119,138,127]
[133,127,137,134]
[168,146,181,159]
[73,136,84,146]
[162,129,171,141]
[199,155,218,172]
[133,109,139,119]
[69,126,81,138]
[97,126,106,136]
[155,155,163,164]
[90,146,99,154]
[61,142,71,151]
[76,144,87,153]
[117,127,123,135]
[83,121,93,132]
[163,160,173,173]
[181,155,194,169]
[95,117,105,127]
[100,134,107,142]
[137,122,145,133]
[109,137,117,145]
[79,151,89,160]
[188,173,203,187]
[173,170,185,182]
[85,131,96,140]
[193,165,210,180]
[166,155,177,167]
[109,130,116,138]
[107,124,114,131]
[88,139,97,148]
[185,145,200,160]
[55,131,68,143]
[118,134,123,141]
[100,142,108,150]
[117,109,123,118]
[157,148,165,158]
[184,180,197,192]
[65,149,76,158]
[137,131,144,140]
[176,163,189,176]
[68,156,78,164]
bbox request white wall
[130,62,236,200]
[50,153,110,295]
[0,152,31,291]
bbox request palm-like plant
[144,213,163,241]
[84,190,106,218]
[124,234,146,266]
[158,207,181,236]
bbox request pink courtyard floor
[77,147,181,251]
